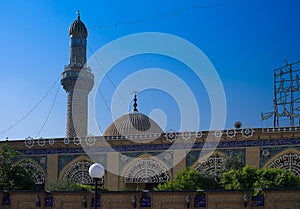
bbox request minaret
[61,12,94,138]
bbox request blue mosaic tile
[119,151,173,174]
[186,148,246,168]
[15,155,47,171]
[88,153,107,168]
[259,146,300,167]
[17,137,300,156]
[58,155,80,173]
[58,153,107,173]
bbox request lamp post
[89,163,105,209]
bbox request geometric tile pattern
[62,160,95,184]
[268,153,300,176]
[18,138,300,155]
[124,158,169,183]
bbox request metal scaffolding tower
[261,60,300,127]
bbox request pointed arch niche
[122,155,170,184]
[59,156,102,184]
[16,158,46,185]
[264,148,300,177]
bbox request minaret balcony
[64,64,91,72]
[61,69,93,80]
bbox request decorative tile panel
[124,158,169,183]
[186,149,246,168]
[259,146,300,167]
[17,138,300,155]
[119,151,173,174]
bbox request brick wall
[0,189,299,209]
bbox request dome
[69,12,88,37]
[103,112,163,137]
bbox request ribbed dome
[69,14,88,37]
[104,112,163,137]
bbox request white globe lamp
[89,163,105,179]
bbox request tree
[220,154,244,173]
[0,143,35,190]
[207,154,244,187]
[196,172,220,189]
[254,168,300,189]
[156,168,219,191]
[156,168,201,190]
[155,154,244,191]
[221,165,258,190]
[221,166,300,191]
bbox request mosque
[4,14,300,191]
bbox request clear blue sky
[0,0,300,140]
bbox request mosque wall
[0,189,299,209]
[2,127,300,191]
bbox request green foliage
[221,166,300,192]
[158,164,300,192]
[0,143,16,189]
[46,180,108,192]
[198,154,244,190]
[156,155,248,191]
[254,168,300,189]
[169,168,202,190]
[0,143,35,190]
[8,165,36,190]
[46,180,85,191]
[220,154,244,173]
[196,172,220,189]
[156,168,219,191]
[156,168,200,190]
[221,166,258,190]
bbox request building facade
[6,127,300,191]
[3,15,300,191]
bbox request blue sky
[0,0,300,140]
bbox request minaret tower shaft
[61,12,94,138]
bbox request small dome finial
[132,90,139,112]
[77,10,80,19]
[69,10,88,37]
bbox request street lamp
[89,163,105,209]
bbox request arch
[263,148,300,177]
[192,151,225,174]
[59,156,100,184]
[121,155,170,183]
[15,158,46,184]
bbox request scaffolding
[261,60,300,127]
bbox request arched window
[267,153,300,177]
[124,158,169,183]
[17,160,46,185]
[62,160,103,184]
